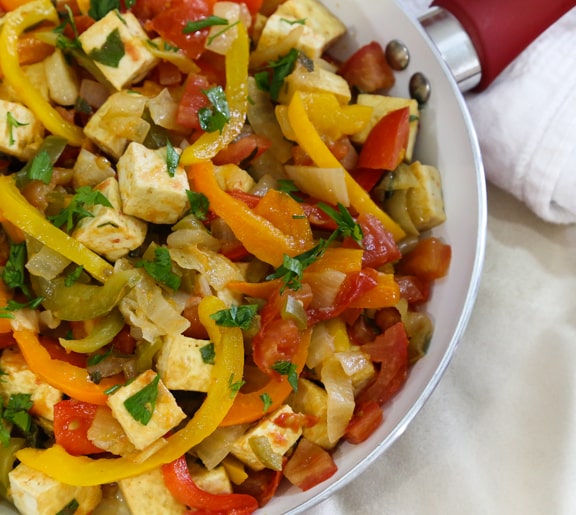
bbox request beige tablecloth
[311,183,576,514]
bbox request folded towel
[403,0,576,224]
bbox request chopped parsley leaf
[89,28,125,67]
[319,202,364,246]
[88,0,120,21]
[165,138,180,177]
[186,190,210,220]
[206,20,240,46]
[200,342,215,365]
[1,242,31,298]
[183,15,229,34]
[277,179,304,202]
[136,247,181,290]
[228,374,245,398]
[56,499,80,515]
[198,86,230,134]
[2,393,33,440]
[260,392,273,412]
[65,265,84,287]
[123,374,161,425]
[255,48,299,101]
[266,240,327,291]
[271,361,298,392]
[281,18,307,25]
[6,112,28,146]
[27,150,53,184]
[210,304,258,330]
[48,186,112,233]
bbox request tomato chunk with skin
[357,106,410,171]
[344,400,384,444]
[339,41,395,92]
[283,438,338,491]
[53,400,104,456]
[177,74,212,130]
[396,237,452,281]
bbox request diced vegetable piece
[283,437,337,491]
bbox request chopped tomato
[252,318,302,376]
[283,438,338,491]
[40,336,87,368]
[53,400,104,456]
[357,321,409,406]
[148,0,217,60]
[112,325,137,354]
[339,41,395,93]
[349,167,386,192]
[233,467,283,508]
[213,134,272,166]
[182,296,210,339]
[176,73,212,130]
[344,400,384,444]
[342,212,401,268]
[162,456,258,514]
[395,274,430,305]
[0,333,16,349]
[226,189,261,209]
[396,237,452,281]
[357,107,410,171]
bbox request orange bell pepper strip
[14,330,123,405]
[347,268,400,309]
[188,161,314,267]
[0,0,85,146]
[15,296,246,486]
[286,91,406,242]
[220,328,311,426]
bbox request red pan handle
[432,0,576,89]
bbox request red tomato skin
[395,274,430,305]
[357,321,409,406]
[396,237,452,281]
[339,41,395,93]
[176,74,212,130]
[53,400,103,456]
[350,167,386,192]
[283,438,338,491]
[234,467,283,507]
[213,134,272,166]
[357,106,410,171]
[148,0,217,60]
[252,318,301,376]
[344,400,384,444]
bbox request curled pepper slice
[189,160,313,267]
[287,91,406,241]
[220,328,311,426]
[0,175,113,283]
[0,0,85,146]
[15,296,245,486]
[14,330,123,405]
[180,22,249,164]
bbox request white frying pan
[271,0,576,512]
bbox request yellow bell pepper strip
[286,91,406,242]
[220,328,311,426]
[0,175,113,283]
[15,295,246,486]
[0,0,85,146]
[188,161,313,267]
[14,330,123,405]
[180,22,249,165]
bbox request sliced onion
[148,88,181,131]
[87,406,136,457]
[284,165,350,206]
[79,79,110,110]
[25,244,71,280]
[195,424,248,470]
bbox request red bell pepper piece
[162,456,259,514]
[357,107,410,171]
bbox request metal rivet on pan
[385,40,410,71]
[409,72,431,105]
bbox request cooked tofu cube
[278,62,351,105]
[0,100,44,160]
[73,176,147,261]
[79,11,159,90]
[106,369,186,450]
[0,347,62,421]
[84,91,150,159]
[231,405,303,471]
[156,334,213,392]
[9,463,101,515]
[44,49,79,106]
[256,0,346,60]
[118,467,186,514]
[117,142,190,224]
[406,161,447,231]
[353,94,420,162]
[188,462,233,494]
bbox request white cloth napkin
[403,0,576,224]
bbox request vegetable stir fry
[0,0,451,512]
